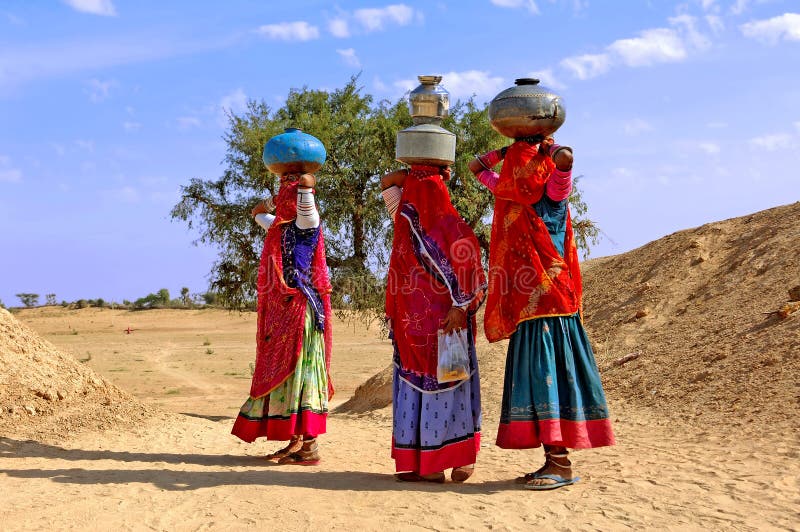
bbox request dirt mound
[0,308,152,441]
[346,202,800,433]
[335,364,393,414]
[581,201,800,432]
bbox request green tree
[172,76,410,310]
[16,293,39,307]
[180,287,191,306]
[156,288,170,306]
[45,293,57,306]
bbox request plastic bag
[437,329,471,383]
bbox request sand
[2,203,799,530]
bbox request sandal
[524,473,580,490]
[394,471,446,483]
[514,452,568,484]
[451,464,475,483]
[265,436,302,461]
[278,438,320,466]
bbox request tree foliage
[16,293,39,307]
[172,77,599,314]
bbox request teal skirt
[496,314,615,449]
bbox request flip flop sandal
[523,473,580,491]
[451,465,475,483]
[515,452,570,483]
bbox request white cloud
[560,53,611,80]
[706,15,724,34]
[699,0,717,11]
[623,118,654,136]
[697,142,721,154]
[337,48,361,68]
[608,28,688,67]
[5,12,24,25]
[75,139,95,152]
[217,88,248,127]
[177,116,202,129]
[490,0,540,15]
[354,4,415,32]
[749,133,794,151]
[0,168,22,182]
[0,155,22,183]
[560,15,712,80]
[123,121,141,131]
[612,167,633,177]
[527,68,567,90]
[0,36,231,90]
[85,78,117,102]
[373,76,388,92]
[256,21,320,42]
[670,14,712,51]
[730,0,749,15]
[62,0,116,16]
[329,18,350,38]
[220,88,247,114]
[740,13,800,45]
[105,185,140,203]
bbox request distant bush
[16,293,39,307]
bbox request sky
[1,0,799,306]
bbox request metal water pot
[262,127,327,175]
[488,78,566,139]
[396,123,456,166]
[396,75,456,166]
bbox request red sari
[231,181,333,443]
[483,141,583,343]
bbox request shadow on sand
[0,438,512,494]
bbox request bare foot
[451,464,475,483]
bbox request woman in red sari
[231,172,334,464]
[470,137,615,490]
[381,164,486,483]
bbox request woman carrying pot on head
[381,164,486,483]
[468,134,615,490]
[231,130,333,465]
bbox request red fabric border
[391,433,481,475]
[231,411,327,443]
[496,418,615,449]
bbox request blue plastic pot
[262,127,327,175]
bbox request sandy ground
[2,307,798,531]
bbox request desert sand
[2,203,799,530]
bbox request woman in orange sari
[470,138,614,490]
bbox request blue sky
[1,0,798,306]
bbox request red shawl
[249,180,334,399]
[484,141,583,343]
[386,165,486,376]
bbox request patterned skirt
[391,326,482,475]
[231,304,328,442]
[496,314,615,449]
